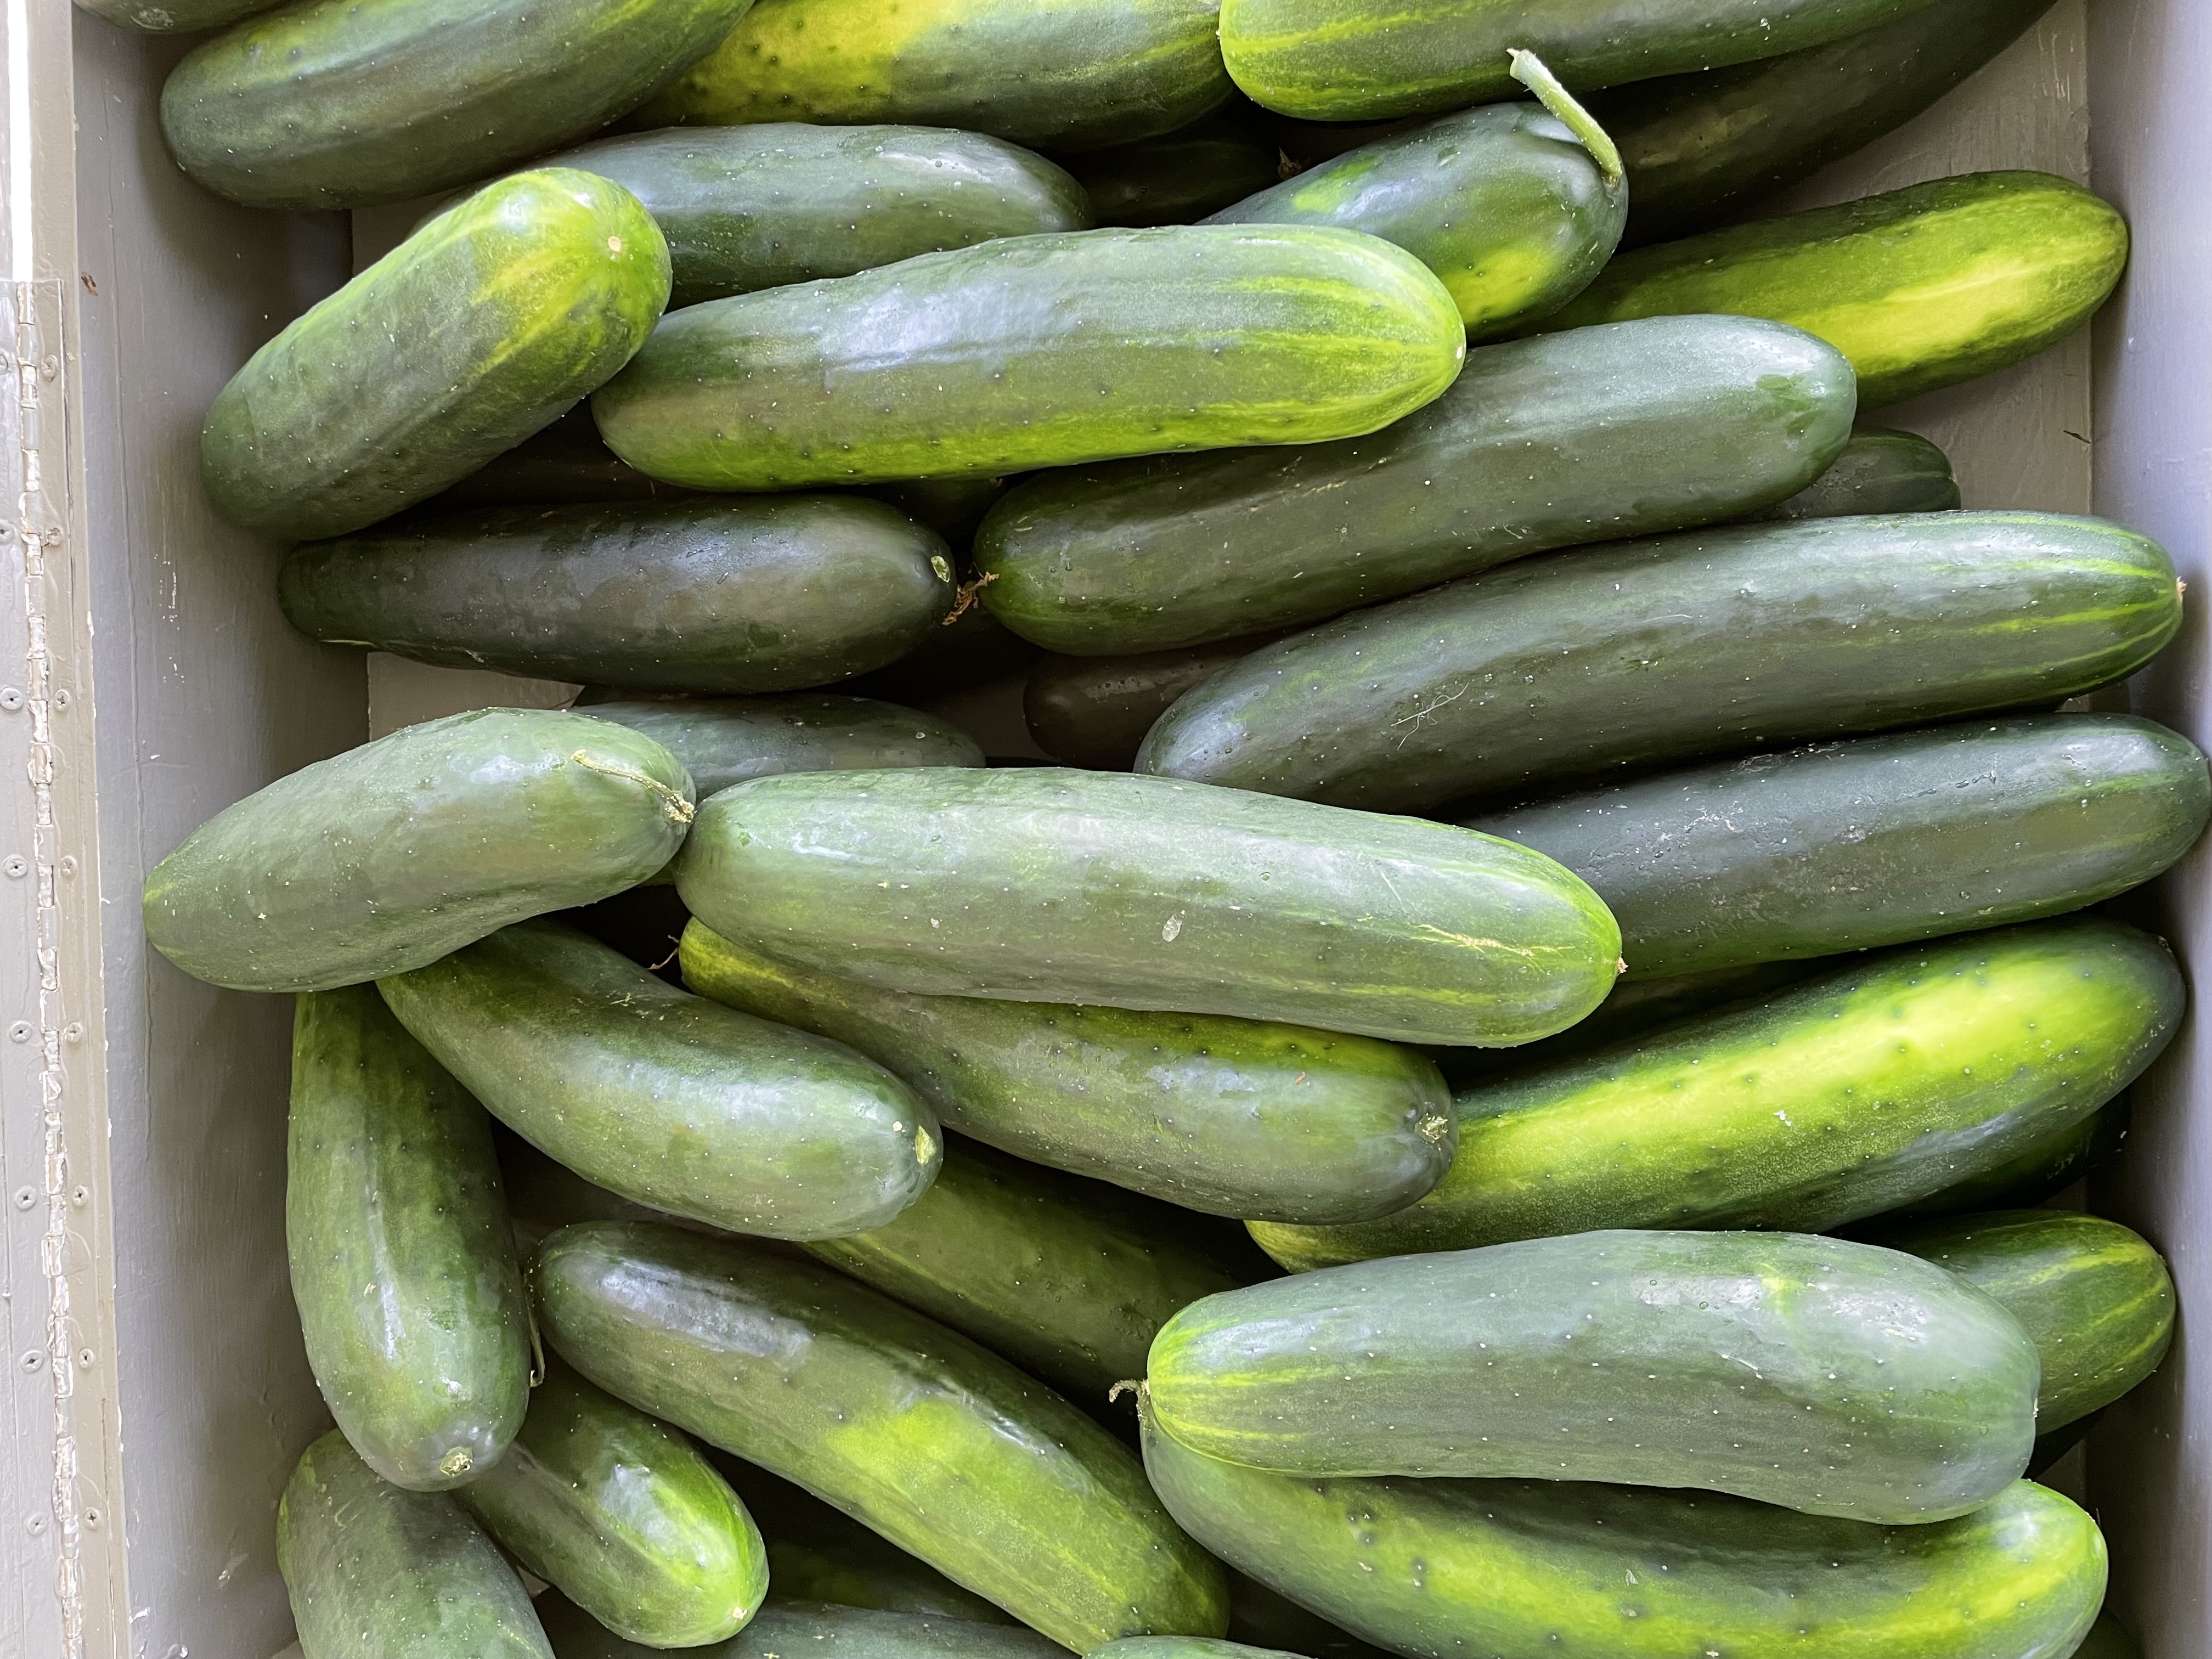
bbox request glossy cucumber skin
[1541,171,2130,407]
[578,695,984,798]
[533,1221,1231,1650]
[673,767,1620,1048]
[281,497,955,694]
[977,316,1854,656]
[681,923,1455,1223]
[1139,511,2182,813]
[1250,917,2182,1271]
[540,1598,1065,1659]
[377,918,940,1240]
[1749,424,1959,520]
[1149,1229,2038,1523]
[280,1430,552,1659]
[1205,103,1626,335]
[1068,119,1283,228]
[1870,1210,2176,1432]
[143,708,693,993]
[592,225,1465,492]
[199,171,668,538]
[1464,715,2212,977]
[1024,637,1285,769]
[1882,1094,2132,1222]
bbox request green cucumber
[534,1220,1230,1650]
[1539,171,2129,407]
[161,0,746,208]
[1139,511,2182,812]
[867,479,1015,550]
[577,695,985,798]
[1066,119,1283,228]
[280,1430,551,1659]
[842,604,1045,705]
[1149,1229,2037,1523]
[377,918,939,1240]
[680,922,1454,1223]
[1883,1093,2132,1221]
[84,0,277,34]
[457,1359,765,1646]
[1748,424,1959,520]
[288,987,529,1492]
[199,170,668,539]
[1024,637,1286,769]
[1222,1579,1387,1659]
[1869,1210,2176,1432]
[280,496,955,694]
[591,225,1465,492]
[1464,714,2212,977]
[1250,916,2182,1271]
[673,767,1620,1048]
[143,708,693,993]
[975,315,1855,656]
[540,1597,1066,1659]
[1141,1410,2105,1659]
[1096,1643,1284,1659]
[432,407,695,512]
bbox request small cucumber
[1067,119,1283,228]
[1748,425,1960,520]
[539,1597,1068,1659]
[577,695,985,798]
[1024,637,1286,769]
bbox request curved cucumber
[144,708,692,993]
[1024,637,1285,769]
[976,315,1855,656]
[1139,512,2182,812]
[534,1220,1230,1649]
[592,225,1465,492]
[1251,916,2182,1270]
[1884,1093,2132,1221]
[1541,171,2130,407]
[1465,715,2212,977]
[1749,424,1959,520]
[378,918,939,1240]
[578,695,984,799]
[540,1598,1066,1659]
[1068,119,1283,228]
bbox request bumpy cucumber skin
[280,1430,551,1659]
[456,1360,766,1646]
[1205,103,1626,335]
[674,767,1620,1048]
[1024,637,1285,769]
[1872,1209,2176,1432]
[978,316,1854,656]
[1251,916,2182,1271]
[1748,424,1960,520]
[281,497,955,694]
[681,922,1454,1223]
[1068,119,1283,229]
[1882,1093,2132,1221]
[592,225,1465,492]
[1141,1414,2105,1659]
[1465,715,2212,977]
[1139,511,2181,812]
[579,695,984,798]
[378,919,939,1240]
[539,1597,1066,1659]
[143,708,693,993]
[1541,170,2130,407]
[534,1221,1231,1651]
[1149,1229,2038,1523]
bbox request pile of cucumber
[110,0,2186,1649]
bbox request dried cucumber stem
[569,750,696,825]
[1510,49,1626,190]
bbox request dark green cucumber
[281,497,955,694]
[1250,916,2182,1271]
[199,170,668,538]
[1139,512,2182,812]
[456,1358,766,1646]
[1024,637,1286,769]
[1149,1229,2037,1522]
[1869,1210,2176,1432]
[1141,1412,2106,1659]
[673,768,1619,1048]
[578,695,984,798]
[534,1221,1230,1649]
[377,918,939,1240]
[540,1597,1065,1659]
[592,225,1465,492]
[432,407,697,512]
[280,1430,551,1659]
[1541,171,2130,407]
[1066,119,1283,228]
[1747,424,1960,520]
[976,315,1854,655]
[867,479,1015,550]
[1883,1093,2132,1221]
[143,708,693,993]
[1464,714,2212,977]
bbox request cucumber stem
[1509,49,1625,191]
[568,749,696,825]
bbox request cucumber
[377,918,940,1240]
[591,225,1466,492]
[83,0,277,35]
[1869,1209,2176,1432]
[1066,119,1283,228]
[1024,637,1286,769]
[975,315,1855,656]
[539,1597,1068,1659]
[288,986,529,1492]
[280,1430,552,1659]
[533,1220,1231,1649]
[433,408,695,512]
[1463,714,2212,977]
[1096,1643,1286,1659]
[1139,511,2182,812]
[1222,1578,1387,1659]
[1148,1229,2038,1523]
[843,604,1044,706]
[1141,1410,2106,1659]
[577,695,985,798]
[1250,916,2182,1271]
[160,0,746,208]
[1883,1093,2132,1221]
[1747,425,1959,520]
[1539,171,2130,407]
[280,496,955,694]
[672,768,1620,1048]
[143,708,693,993]
[2076,1611,2143,1659]
[867,479,1015,550]
[199,170,668,539]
